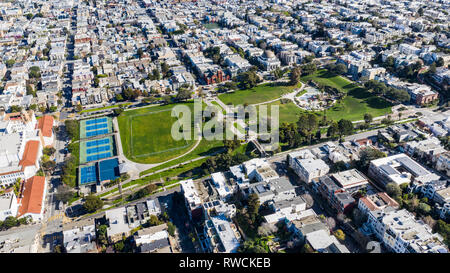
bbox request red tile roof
[37,115,54,138]
[378,192,399,208]
[19,140,40,167]
[17,176,46,217]
[359,196,377,211]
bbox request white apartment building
[0,192,18,221]
[368,153,440,187]
[180,179,203,220]
[365,208,447,253]
[288,152,330,183]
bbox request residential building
[17,176,47,222]
[36,115,55,148]
[0,191,18,221]
[62,218,97,253]
[288,152,329,183]
[105,207,132,243]
[364,208,447,253]
[180,179,203,220]
[134,224,173,253]
[368,153,440,187]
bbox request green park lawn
[301,70,392,121]
[118,103,198,164]
[263,100,309,124]
[218,82,300,106]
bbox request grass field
[301,70,392,121]
[203,23,220,29]
[139,138,224,176]
[118,103,199,164]
[262,100,310,124]
[218,82,300,106]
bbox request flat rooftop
[331,169,368,188]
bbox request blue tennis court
[86,152,112,162]
[98,158,120,182]
[86,123,108,131]
[86,129,109,138]
[80,135,116,164]
[86,145,110,154]
[79,165,98,185]
[80,116,112,139]
[86,138,110,147]
[86,117,107,125]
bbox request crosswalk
[46,213,65,223]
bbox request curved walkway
[113,117,202,174]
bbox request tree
[148,215,163,226]
[113,107,124,116]
[386,183,402,199]
[114,241,125,252]
[161,62,170,77]
[137,48,144,59]
[115,94,124,101]
[357,148,386,171]
[417,203,431,215]
[334,229,346,242]
[10,105,22,113]
[223,136,241,152]
[29,66,41,79]
[123,88,140,101]
[146,183,157,194]
[75,104,83,113]
[364,113,373,124]
[2,216,19,229]
[247,193,260,218]
[436,57,445,67]
[26,84,36,97]
[238,70,259,89]
[433,220,450,248]
[42,160,56,172]
[175,87,192,101]
[301,63,317,76]
[327,63,348,75]
[290,66,301,86]
[327,121,339,139]
[429,63,437,74]
[385,56,395,68]
[385,87,410,103]
[5,59,15,68]
[297,113,319,144]
[160,212,169,222]
[64,119,79,140]
[150,69,160,80]
[167,222,176,236]
[337,119,353,138]
[204,47,222,64]
[303,55,314,64]
[54,185,74,204]
[83,194,104,213]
